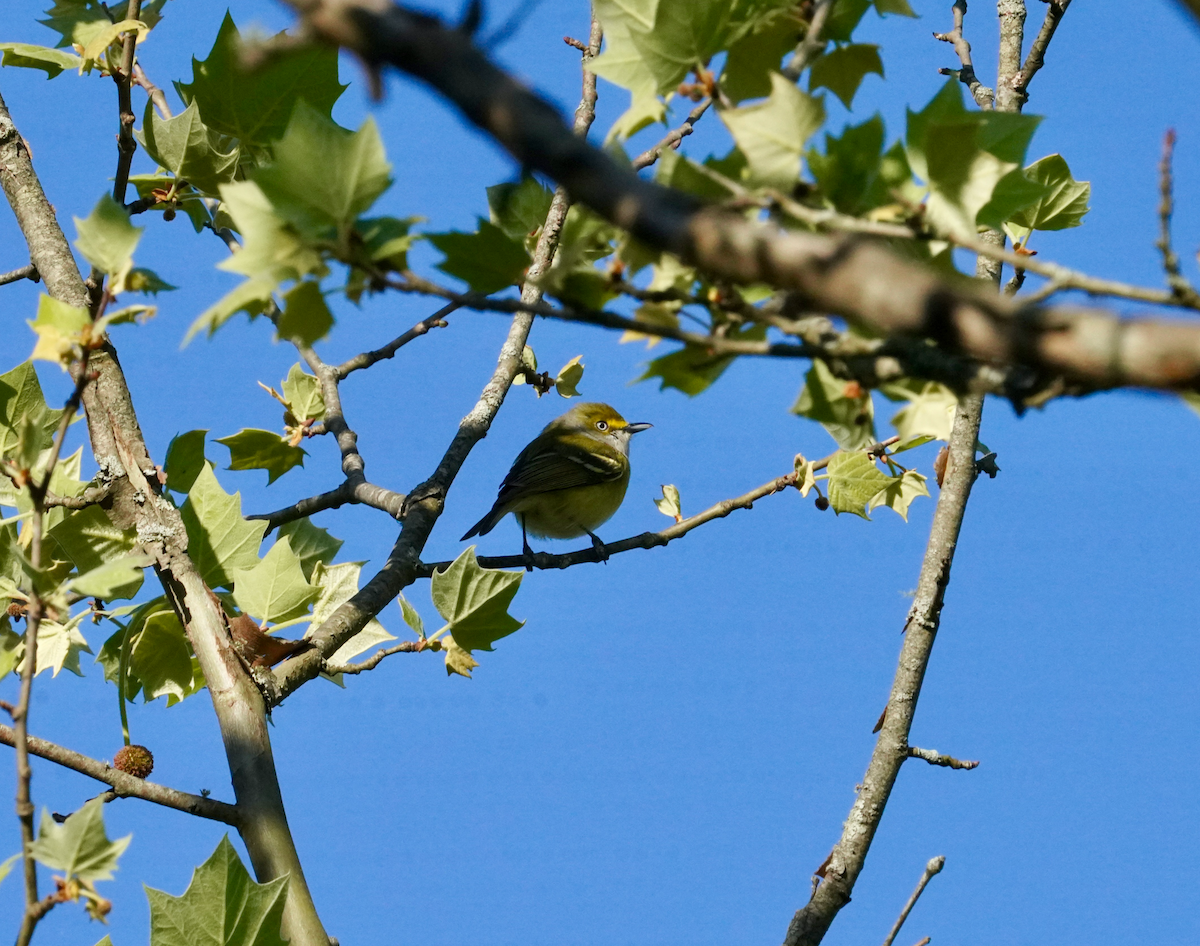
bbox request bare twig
[421,440,898,574]
[907,746,979,770]
[132,63,172,120]
[0,725,239,825]
[111,1,144,205]
[881,856,946,946]
[0,263,37,286]
[1155,129,1200,308]
[631,98,711,172]
[1011,0,1072,103]
[934,0,994,109]
[248,478,406,532]
[335,301,457,377]
[323,639,430,675]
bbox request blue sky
[0,1,1198,944]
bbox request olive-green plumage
[461,402,651,546]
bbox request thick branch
[0,725,239,824]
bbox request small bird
[461,402,652,561]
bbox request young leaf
[628,0,730,95]
[867,469,930,521]
[809,44,883,109]
[792,360,876,450]
[131,609,197,704]
[639,325,766,396]
[74,195,142,278]
[215,429,306,485]
[29,615,92,677]
[1006,154,1091,232]
[721,7,803,103]
[28,295,92,368]
[164,429,208,495]
[39,0,167,51]
[275,281,334,347]
[277,518,342,581]
[309,561,395,682]
[146,835,288,946]
[654,484,682,522]
[179,465,268,589]
[826,450,891,519]
[177,12,345,148]
[0,43,81,78]
[431,547,524,677]
[135,101,239,198]
[230,536,318,625]
[487,176,555,240]
[719,72,825,190]
[29,798,130,882]
[280,364,326,424]
[126,268,178,295]
[881,379,958,443]
[69,551,152,601]
[555,356,585,398]
[428,220,530,294]
[398,592,425,639]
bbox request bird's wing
[499,438,625,497]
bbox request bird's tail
[461,503,505,541]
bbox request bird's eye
[596,420,608,431]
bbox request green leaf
[431,547,524,677]
[1007,154,1091,233]
[252,103,392,244]
[873,0,917,15]
[809,44,883,109]
[187,275,278,344]
[629,0,730,95]
[881,379,958,442]
[352,216,420,273]
[132,609,197,704]
[39,0,166,50]
[146,835,288,946]
[824,0,870,42]
[126,268,178,295]
[826,450,890,519]
[0,624,23,680]
[868,468,929,521]
[639,325,766,396]
[28,294,91,368]
[654,483,682,520]
[230,536,317,624]
[809,115,912,216]
[128,174,212,232]
[397,592,425,639]
[792,359,876,450]
[29,615,92,677]
[428,220,530,294]
[655,149,739,202]
[215,429,306,485]
[69,551,152,601]
[719,72,825,189]
[29,798,130,882]
[49,504,140,575]
[74,195,142,278]
[0,43,81,78]
[135,101,239,198]
[215,181,327,285]
[0,851,19,885]
[722,8,803,103]
[976,165,1051,232]
[177,12,345,148]
[280,364,325,424]
[0,362,63,464]
[275,280,333,347]
[179,465,268,589]
[555,355,585,398]
[487,176,555,241]
[309,561,394,681]
[276,518,341,582]
[164,429,208,495]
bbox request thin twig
[110,1,144,206]
[907,746,979,770]
[0,264,37,286]
[934,0,994,109]
[1155,129,1200,308]
[881,856,945,946]
[1011,0,1072,102]
[335,301,457,377]
[631,98,711,172]
[248,479,406,532]
[323,639,430,675]
[132,63,172,119]
[420,440,899,574]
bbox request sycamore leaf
[146,835,288,946]
[230,536,317,624]
[25,615,91,678]
[164,429,208,495]
[39,0,166,51]
[280,364,325,424]
[793,455,817,497]
[628,0,730,95]
[398,593,425,639]
[74,195,142,278]
[277,518,342,582]
[0,625,23,680]
[135,101,239,198]
[826,450,890,519]
[0,43,81,78]
[131,609,197,704]
[442,637,479,678]
[0,362,63,464]
[275,280,333,347]
[555,356,585,398]
[309,561,395,683]
[431,547,524,677]
[428,220,530,294]
[215,429,306,484]
[654,484,682,522]
[69,551,152,601]
[29,798,130,882]
[487,176,555,241]
[125,268,177,295]
[792,359,876,450]
[179,465,268,589]
[352,216,421,274]
[868,469,929,521]
[252,103,392,243]
[80,19,148,64]
[881,379,958,443]
[809,44,883,109]
[720,72,825,190]
[1007,153,1091,233]
[176,12,345,147]
[722,7,803,103]
[639,324,766,396]
[28,295,91,368]
[216,181,327,284]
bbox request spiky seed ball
[113,744,154,779]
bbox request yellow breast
[510,474,631,539]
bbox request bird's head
[555,402,652,452]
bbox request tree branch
[906,746,979,770]
[249,478,406,532]
[0,263,37,287]
[1155,129,1200,308]
[782,0,835,81]
[631,98,711,172]
[880,856,946,946]
[0,725,239,825]
[334,301,457,377]
[1011,0,1072,103]
[111,1,143,205]
[934,0,994,109]
[322,639,430,675]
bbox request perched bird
[461,402,652,560]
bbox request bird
[461,402,652,562]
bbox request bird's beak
[626,422,653,434]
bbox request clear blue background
[0,1,1197,944]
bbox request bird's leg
[521,518,535,572]
[586,531,609,563]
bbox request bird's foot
[588,531,609,563]
[522,538,536,572]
